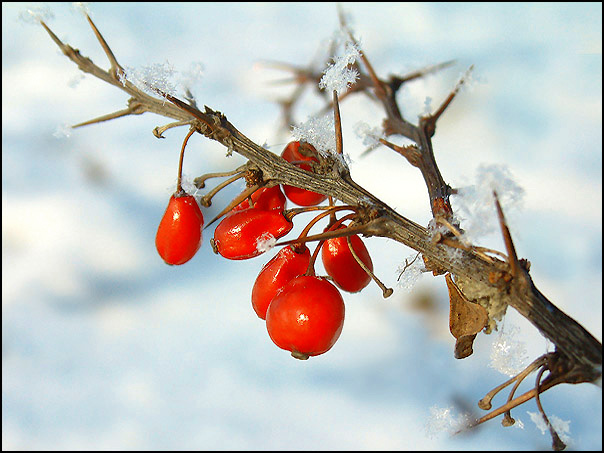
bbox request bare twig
[40,12,602,447]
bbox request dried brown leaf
[446,273,489,359]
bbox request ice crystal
[68,73,85,89]
[319,40,360,95]
[423,96,433,116]
[122,61,177,99]
[178,61,205,90]
[489,324,529,376]
[18,5,54,24]
[71,2,91,16]
[353,121,384,148]
[528,411,572,446]
[424,405,472,438]
[457,67,487,94]
[396,253,425,291]
[256,233,276,254]
[291,115,335,156]
[53,123,73,139]
[451,164,524,243]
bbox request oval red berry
[155,194,204,265]
[251,245,311,320]
[280,141,328,207]
[213,208,293,260]
[321,228,373,293]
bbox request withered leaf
[446,273,489,359]
[454,333,478,359]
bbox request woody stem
[305,212,358,277]
[176,127,196,194]
[296,206,357,242]
[346,236,393,298]
[194,164,248,189]
[199,172,246,207]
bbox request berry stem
[345,236,393,298]
[477,355,548,411]
[194,164,248,189]
[275,217,367,248]
[176,127,196,194]
[328,196,337,225]
[199,172,246,207]
[304,213,358,277]
[203,183,261,230]
[295,206,356,242]
[534,367,566,451]
[306,241,321,277]
[283,204,357,223]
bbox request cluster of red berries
[251,216,373,360]
[155,140,376,360]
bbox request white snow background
[2,2,602,450]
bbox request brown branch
[40,11,602,441]
[39,18,192,126]
[494,190,520,277]
[389,59,457,90]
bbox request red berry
[155,193,204,265]
[280,141,328,207]
[213,208,293,260]
[266,275,345,359]
[251,245,311,320]
[232,186,287,213]
[321,227,373,293]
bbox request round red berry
[266,275,345,359]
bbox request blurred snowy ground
[2,2,601,450]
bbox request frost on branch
[18,5,54,24]
[353,121,385,148]
[120,61,178,99]
[451,164,524,243]
[528,411,572,447]
[291,115,335,155]
[118,59,204,99]
[53,123,73,139]
[291,115,350,169]
[396,253,425,291]
[178,61,205,92]
[424,405,472,438]
[455,67,487,94]
[489,324,530,377]
[71,2,92,16]
[319,39,361,95]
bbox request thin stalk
[176,127,196,194]
[346,236,393,298]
